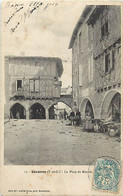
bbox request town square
[3,4,121,165]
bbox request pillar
[46,108,49,120]
[26,109,29,120]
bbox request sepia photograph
[3,2,121,166]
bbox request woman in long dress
[85,113,94,131]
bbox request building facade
[69,5,121,120]
[61,86,72,95]
[4,56,63,119]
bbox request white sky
[2,1,85,87]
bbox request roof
[87,6,105,25]
[68,5,95,49]
[5,55,63,77]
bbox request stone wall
[93,6,121,57]
[4,56,63,119]
[71,5,121,119]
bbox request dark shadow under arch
[107,92,121,121]
[10,103,26,119]
[49,105,55,119]
[85,100,94,118]
[30,103,46,119]
[101,90,121,119]
[80,98,95,119]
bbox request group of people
[56,109,68,120]
[69,109,81,126]
[69,110,94,129]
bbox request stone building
[61,86,72,95]
[4,56,64,119]
[69,5,121,120]
[55,86,72,118]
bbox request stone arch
[10,101,27,111]
[59,95,73,108]
[80,97,95,119]
[29,101,45,110]
[57,101,72,109]
[100,90,121,119]
[48,105,55,119]
[48,101,72,120]
[58,100,72,109]
[48,100,72,110]
[10,103,26,119]
[29,103,46,119]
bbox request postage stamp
[92,157,121,192]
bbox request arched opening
[29,103,45,119]
[80,98,94,119]
[101,91,121,121]
[49,102,71,120]
[85,100,94,118]
[49,105,55,119]
[53,102,71,120]
[10,103,26,119]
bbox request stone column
[45,108,49,120]
[26,109,29,120]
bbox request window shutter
[111,50,115,69]
[35,80,39,92]
[30,80,34,92]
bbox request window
[104,49,116,73]
[105,53,110,73]
[17,80,22,90]
[29,79,39,92]
[101,21,108,38]
[79,32,82,51]
[112,50,116,69]
[30,80,34,92]
[35,80,39,92]
[101,11,108,39]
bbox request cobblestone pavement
[4,119,120,165]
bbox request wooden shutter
[35,80,39,92]
[30,80,34,92]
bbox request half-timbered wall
[4,56,63,119]
[7,57,62,99]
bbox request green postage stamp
[93,156,121,192]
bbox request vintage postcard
[0,0,123,195]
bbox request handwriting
[5,2,43,27]
[5,2,24,9]
[10,14,23,34]
[43,2,58,11]
[4,1,59,34]
[5,6,23,25]
[10,22,20,34]
[30,2,43,14]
